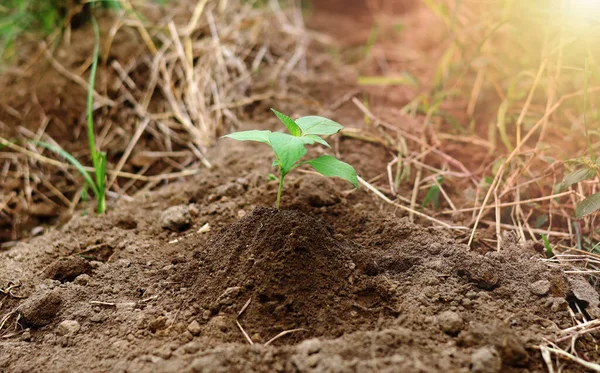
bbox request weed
[422,175,444,210]
[0,0,124,60]
[222,109,358,208]
[556,156,600,218]
[554,56,600,221]
[0,0,61,58]
[36,17,106,214]
[541,233,554,258]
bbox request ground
[0,1,599,373]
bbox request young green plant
[35,17,107,214]
[222,109,359,208]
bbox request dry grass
[0,0,308,244]
[345,1,600,370]
[342,0,599,251]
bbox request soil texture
[1,1,599,373]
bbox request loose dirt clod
[567,275,600,318]
[19,290,63,327]
[57,320,81,336]
[457,259,500,290]
[529,280,551,296]
[470,346,502,373]
[43,256,92,282]
[437,310,464,336]
[160,205,192,231]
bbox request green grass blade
[88,17,100,172]
[34,141,101,199]
[96,151,107,214]
[422,176,443,210]
[541,234,554,258]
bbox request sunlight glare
[565,0,600,21]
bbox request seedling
[222,109,359,208]
[35,17,107,214]
[555,156,600,219]
[541,234,554,259]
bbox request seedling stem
[276,173,285,209]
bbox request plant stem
[276,173,285,209]
[96,184,105,214]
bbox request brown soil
[1,1,599,373]
[1,160,597,372]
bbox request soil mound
[193,207,385,343]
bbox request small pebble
[188,320,201,336]
[74,274,91,286]
[188,204,200,217]
[160,205,192,231]
[148,316,168,332]
[21,329,32,342]
[57,320,81,336]
[89,261,103,269]
[217,287,241,306]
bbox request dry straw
[0,0,307,244]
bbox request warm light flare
[565,0,600,23]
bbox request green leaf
[296,116,343,136]
[576,192,600,218]
[268,132,307,174]
[87,17,100,171]
[541,234,554,259]
[298,136,316,145]
[222,130,272,143]
[34,141,100,199]
[557,168,596,192]
[422,176,443,210]
[307,155,359,188]
[305,134,330,147]
[271,109,301,137]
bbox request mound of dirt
[192,207,388,344]
[1,196,598,372]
